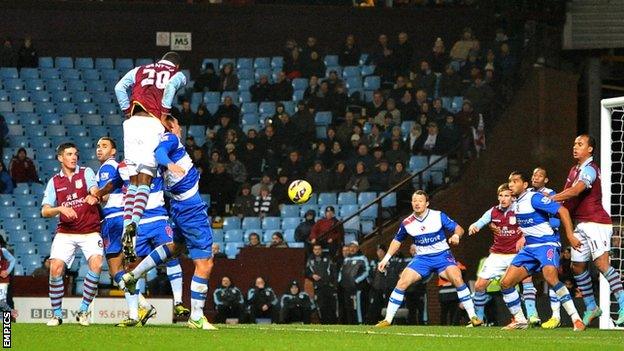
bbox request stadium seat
[75,57,94,69]
[61,68,81,80]
[20,255,40,270]
[4,78,24,90]
[337,192,357,205]
[314,111,332,126]
[66,80,85,92]
[10,136,29,148]
[98,103,119,115]
[280,205,299,218]
[237,58,253,70]
[253,57,270,69]
[25,125,46,138]
[241,102,258,114]
[51,91,71,104]
[14,183,30,195]
[101,69,119,82]
[242,113,259,126]
[84,114,103,126]
[46,80,66,92]
[224,229,243,243]
[342,66,360,78]
[361,65,376,76]
[54,57,73,69]
[77,103,98,115]
[263,229,282,243]
[238,68,253,81]
[30,183,45,195]
[115,58,134,71]
[293,90,305,102]
[61,113,81,126]
[204,92,220,104]
[211,229,224,243]
[282,229,296,243]
[46,125,66,137]
[299,204,319,217]
[345,77,363,90]
[74,137,94,149]
[239,91,252,104]
[14,194,37,207]
[0,102,11,113]
[0,195,13,207]
[13,265,24,276]
[202,58,219,71]
[238,79,253,92]
[409,155,428,173]
[360,220,374,235]
[67,125,88,137]
[339,204,359,218]
[262,217,281,230]
[94,58,114,70]
[323,55,339,67]
[19,67,39,80]
[39,57,54,68]
[31,91,50,103]
[35,103,56,115]
[3,113,18,125]
[222,217,241,231]
[258,102,275,117]
[364,76,380,90]
[381,192,397,207]
[135,58,153,66]
[25,78,46,91]
[1,219,25,231]
[40,68,60,80]
[326,66,341,78]
[315,126,327,140]
[451,96,463,113]
[14,101,34,113]
[72,91,91,103]
[27,217,48,232]
[86,80,106,93]
[358,192,377,205]
[0,207,19,219]
[224,242,244,259]
[281,217,300,231]
[317,192,337,206]
[21,207,41,219]
[241,217,262,231]
[361,204,379,220]
[0,91,8,102]
[91,92,112,104]
[292,78,308,91]
[8,125,23,136]
[271,57,284,69]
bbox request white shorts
[477,253,516,280]
[123,115,165,177]
[50,233,103,267]
[570,222,612,262]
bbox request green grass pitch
[9,324,624,351]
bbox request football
[287,179,313,204]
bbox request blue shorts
[511,245,560,274]
[406,250,457,280]
[101,216,123,255]
[170,194,213,260]
[136,219,174,257]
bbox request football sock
[574,271,597,310]
[132,245,172,277]
[123,185,137,228]
[602,267,624,308]
[49,275,64,318]
[502,287,526,322]
[456,284,477,319]
[522,281,538,317]
[548,288,561,320]
[384,288,405,323]
[473,291,491,321]
[166,259,183,304]
[553,282,580,321]
[80,270,100,312]
[131,184,150,226]
[190,275,208,321]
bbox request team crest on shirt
[509,216,516,225]
[420,226,426,231]
[540,196,551,204]
[165,225,173,238]
[546,248,554,261]
[75,179,83,189]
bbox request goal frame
[599,97,623,329]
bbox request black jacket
[306,254,337,289]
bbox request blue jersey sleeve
[394,224,407,242]
[472,208,493,230]
[440,212,458,232]
[114,67,139,112]
[577,165,597,189]
[162,72,187,110]
[97,164,123,189]
[154,133,179,166]
[42,178,56,207]
[531,192,561,216]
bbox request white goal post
[599,97,623,329]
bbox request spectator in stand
[0,38,17,68]
[330,161,350,192]
[463,75,495,115]
[389,161,412,203]
[173,99,194,128]
[219,63,239,92]
[558,247,574,283]
[280,280,313,324]
[194,62,220,92]
[348,143,375,171]
[271,172,290,205]
[428,37,448,73]
[371,147,385,168]
[323,70,343,94]
[226,152,247,186]
[273,106,296,151]
[256,125,280,174]
[345,161,370,192]
[253,186,279,218]
[281,150,306,180]
[450,27,478,63]
[398,90,418,121]
[365,124,385,150]
[303,75,320,100]
[215,96,241,125]
[267,232,289,248]
[406,123,424,152]
[483,49,496,73]
[310,81,331,112]
[185,136,200,156]
[330,83,348,118]
[375,99,401,126]
[212,243,227,259]
[207,163,236,215]
[416,113,429,131]
[497,42,516,86]
[291,101,315,150]
[438,64,463,97]
[0,161,13,195]
[17,36,37,69]
[306,243,337,324]
[385,139,409,166]
[240,141,263,181]
[232,183,256,218]
[338,241,370,325]
[194,104,211,126]
[272,71,293,102]
[310,206,344,258]
[439,114,462,152]
[251,174,273,197]
[369,159,391,192]
[246,232,262,248]
[214,276,245,323]
[208,150,222,173]
[247,277,279,323]
[306,160,330,193]
[302,51,326,80]
[394,32,413,77]
[339,34,360,67]
[368,34,395,84]
[284,48,303,80]
[460,53,481,81]
[414,89,428,114]
[308,141,331,169]
[413,122,444,156]
[250,75,273,103]
[0,115,7,159]
[366,91,386,121]
[336,111,358,147]
[411,60,436,98]
[455,100,479,157]
[295,209,316,244]
[9,148,39,184]
[282,38,299,60]
[390,75,410,103]
[324,126,339,148]
[429,98,449,124]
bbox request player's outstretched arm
[557,206,581,250]
[469,208,492,235]
[114,68,139,116]
[551,181,585,202]
[378,239,401,272]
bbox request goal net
[599,97,624,329]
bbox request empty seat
[27,218,48,232]
[61,113,81,125]
[21,207,41,219]
[253,57,270,69]
[77,103,98,115]
[36,103,56,115]
[10,90,29,102]
[91,92,112,104]
[72,91,91,103]
[40,68,60,80]
[237,58,253,70]
[54,57,73,69]
[292,78,308,91]
[14,194,37,207]
[258,102,275,116]
[95,58,114,69]
[280,204,299,218]
[86,80,106,93]
[46,125,66,137]
[31,90,50,103]
[75,57,94,69]
[40,112,60,125]
[24,79,45,91]
[1,218,25,231]
[224,229,243,242]
[381,192,397,207]
[0,207,19,219]
[409,155,428,173]
[51,91,71,103]
[115,58,134,71]
[224,242,243,259]
[358,192,377,205]
[45,80,66,91]
[262,217,281,230]
[364,76,380,90]
[61,69,80,80]
[25,125,46,138]
[98,102,119,115]
[4,79,24,90]
[8,125,23,136]
[83,114,103,126]
[222,216,241,231]
[338,192,357,205]
[317,192,337,206]
[281,217,300,230]
[0,195,12,207]
[283,229,296,243]
[67,125,88,137]
[242,113,259,125]
[342,66,360,78]
[361,204,379,220]
[38,57,54,68]
[241,217,262,230]
[10,136,29,147]
[66,80,85,92]
[323,55,339,67]
[314,111,332,126]
[271,56,284,69]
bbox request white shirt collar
[158,59,176,67]
[578,156,593,169]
